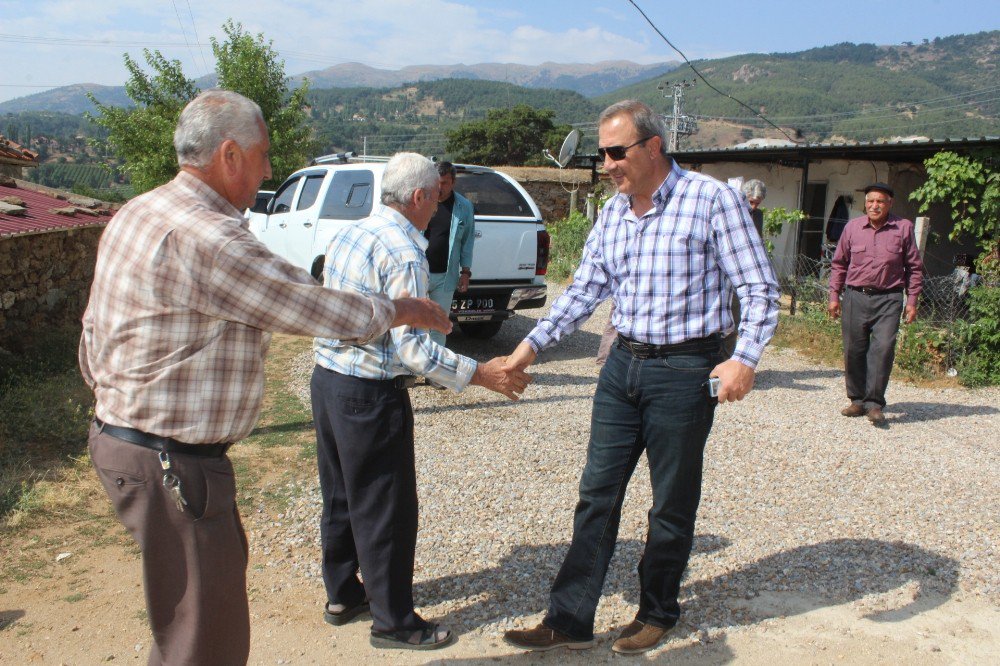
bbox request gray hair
[741,179,767,200]
[174,89,266,169]
[380,152,439,206]
[599,100,670,157]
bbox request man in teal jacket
[424,161,476,347]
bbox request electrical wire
[625,0,801,143]
[183,0,212,76]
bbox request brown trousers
[89,424,250,665]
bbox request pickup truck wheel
[458,321,503,339]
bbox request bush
[546,211,592,282]
[954,285,1000,387]
[896,321,951,379]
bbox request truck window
[296,175,325,211]
[455,171,532,217]
[270,176,301,215]
[320,170,374,220]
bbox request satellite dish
[543,129,580,168]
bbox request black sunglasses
[597,136,653,161]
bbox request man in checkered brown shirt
[79,89,451,665]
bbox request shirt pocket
[851,243,871,266]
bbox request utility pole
[657,79,698,151]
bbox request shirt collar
[173,171,246,226]
[375,203,429,250]
[632,159,681,215]
[863,214,899,230]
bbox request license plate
[451,297,495,312]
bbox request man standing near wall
[828,182,924,425]
[423,161,476,347]
[79,90,451,665]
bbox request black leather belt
[94,418,231,457]
[393,375,417,388]
[848,285,904,296]
[616,333,722,359]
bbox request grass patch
[1,328,318,585]
[63,592,88,603]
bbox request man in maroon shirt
[828,182,924,425]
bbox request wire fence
[780,254,991,372]
[782,255,974,326]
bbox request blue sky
[1,0,998,103]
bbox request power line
[183,0,212,76]
[625,0,800,144]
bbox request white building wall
[687,160,897,277]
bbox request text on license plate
[451,297,494,311]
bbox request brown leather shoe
[867,407,886,425]
[611,620,673,654]
[841,403,865,417]
[503,623,594,651]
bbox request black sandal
[370,623,454,650]
[323,599,370,626]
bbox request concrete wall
[690,160,976,277]
[0,226,104,350]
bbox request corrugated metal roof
[0,182,112,238]
[669,135,1000,165]
[0,135,37,165]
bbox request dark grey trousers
[310,365,422,634]
[88,424,250,666]
[841,288,904,410]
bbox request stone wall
[497,167,605,223]
[0,226,104,350]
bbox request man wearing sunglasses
[503,100,779,654]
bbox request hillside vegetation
[600,32,1000,142]
[3,30,998,191]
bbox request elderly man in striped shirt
[503,100,780,654]
[310,152,530,651]
[80,90,452,665]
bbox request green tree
[445,104,569,166]
[88,21,311,194]
[909,150,1000,263]
[87,50,197,194]
[211,20,311,186]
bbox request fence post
[569,189,578,216]
[915,216,931,254]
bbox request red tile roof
[0,135,37,165]
[0,181,113,238]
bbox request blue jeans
[544,342,721,640]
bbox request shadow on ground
[754,368,843,391]
[416,536,957,637]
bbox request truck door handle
[303,222,314,228]
[278,222,287,228]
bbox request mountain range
[0,60,678,115]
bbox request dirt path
[2,321,998,664]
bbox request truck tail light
[536,229,550,275]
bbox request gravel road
[252,292,1000,646]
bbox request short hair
[174,89,266,169]
[741,179,767,201]
[436,161,457,178]
[598,100,670,157]
[380,153,439,207]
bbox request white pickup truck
[247,157,549,339]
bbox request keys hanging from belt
[158,451,189,513]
